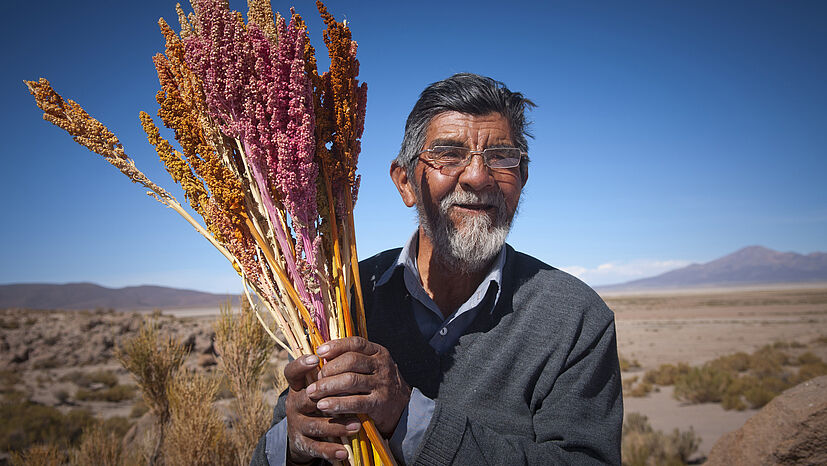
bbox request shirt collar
[375,231,506,315]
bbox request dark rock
[11,347,31,363]
[706,375,827,466]
[182,333,197,353]
[197,353,217,367]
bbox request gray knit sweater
[251,245,623,465]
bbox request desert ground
[605,284,827,459]
[1,284,826,463]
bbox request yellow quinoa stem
[345,194,368,338]
[321,162,353,338]
[245,218,323,350]
[358,414,395,466]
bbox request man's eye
[486,151,507,162]
[435,149,466,163]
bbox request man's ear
[390,161,417,208]
[521,164,529,187]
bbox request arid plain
[2,285,826,462]
[605,284,827,458]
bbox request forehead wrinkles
[425,112,513,149]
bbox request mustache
[439,189,506,212]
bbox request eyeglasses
[418,146,527,176]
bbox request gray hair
[395,73,536,177]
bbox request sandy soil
[3,285,826,462]
[604,285,827,459]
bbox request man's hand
[284,354,359,464]
[307,337,412,437]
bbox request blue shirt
[265,232,506,465]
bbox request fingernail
[335,450,349,460]
[306,383,316,395]
[317,344,330,355]
[345,421,361,432]
[317,399,329,409]
[305,355,319,365]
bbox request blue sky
[2,0,825,292]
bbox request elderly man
[252,74,623,465]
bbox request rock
[706,375,827,466]
[11,347,31,364]
[199,331,216,355]
[197,353,217,367]
[182,333,197,353]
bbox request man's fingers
[318,352,374,379]
[284,354,320,391]
[300,415,363,438]
[290,434,350,463]
[314,394,378,416]
[307,372,371,401]
[316,336,378,360]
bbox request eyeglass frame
[417,145,528,175]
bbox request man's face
[396,111,527,272]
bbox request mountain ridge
[598,245,827,291]
[0,282,240,310]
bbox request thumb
[284,354,320,391]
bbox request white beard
[416,188,515,274]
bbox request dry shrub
[796,351,823,366]
[164,370,234,466]
[75,384,137,402]
[709,352,751,373]
[742,374,792,408]
[673,365,733,403]
[71,423,122,466]
[795,360,827,383]
[213,302,275,465]
[643,363,690,386]
[9,444,66,466]
[130,398,149,419]
[116,319,187,465]
[60,369,118,389]
[0,402,94,452]
[619,356,641,372]
[622,413,700,466]
[627,381,654,398]
[749,345,788,376]
[622,375,639,393]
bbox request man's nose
[458,153,495,191]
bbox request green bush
[673,365,733,403]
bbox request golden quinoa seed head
[246,0,278,44]
[148,19,247,244]
[25,79,176,205]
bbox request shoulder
[358,248,402,286]
[504,245,614,328]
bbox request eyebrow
[428,138,465,148]
[428,139,517,149]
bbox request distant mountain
[598,246,827,291]
[0,282,240,311]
